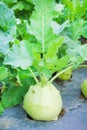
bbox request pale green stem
[28,67,39,84]
[50,65,73,83]
[50,64,87,83]
[42,15,45,60]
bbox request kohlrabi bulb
[81,80,87,98]
[58,69,72,81]
[23,82,62,121]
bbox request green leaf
[51,20,68,35]
[61,0,87,19]
[4,40,33,69]
[25,0,34,4]
[2,0,17,6]
[56,55,69,71]
[0,2,16,54]
[16,20,32,40]
[64,36,87,67]
[42,37,64,72]
[81,22,87,38]
[17,69,36,87]
[64,19,87,41]
[58,44,68,58]
[32,37,64,77]
[37,65,53,78]
[1,84,34,108]
[45,37,64,61]
[28,0,57,52]
[0,31,13,54]
[0,2,16,35]
[66,44,87,66]
[71,0,87,18]
[0,66,8,81]
[45,55,69,72]
[12,1,33,11]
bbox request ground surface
[0,68,87,130]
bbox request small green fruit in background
[81,80,87,98]
[58,69,72,81]
[23,82,62,121]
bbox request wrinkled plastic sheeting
[0,68,87,130]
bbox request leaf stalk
[50,65,73,83]
[28,67,39,84]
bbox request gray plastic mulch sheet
[0,68,87,130]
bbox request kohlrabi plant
[1,0,87,121]
[3,0,67,121]
[23,80,62,121]
[81,80,87,98]
[58,68,72,80]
